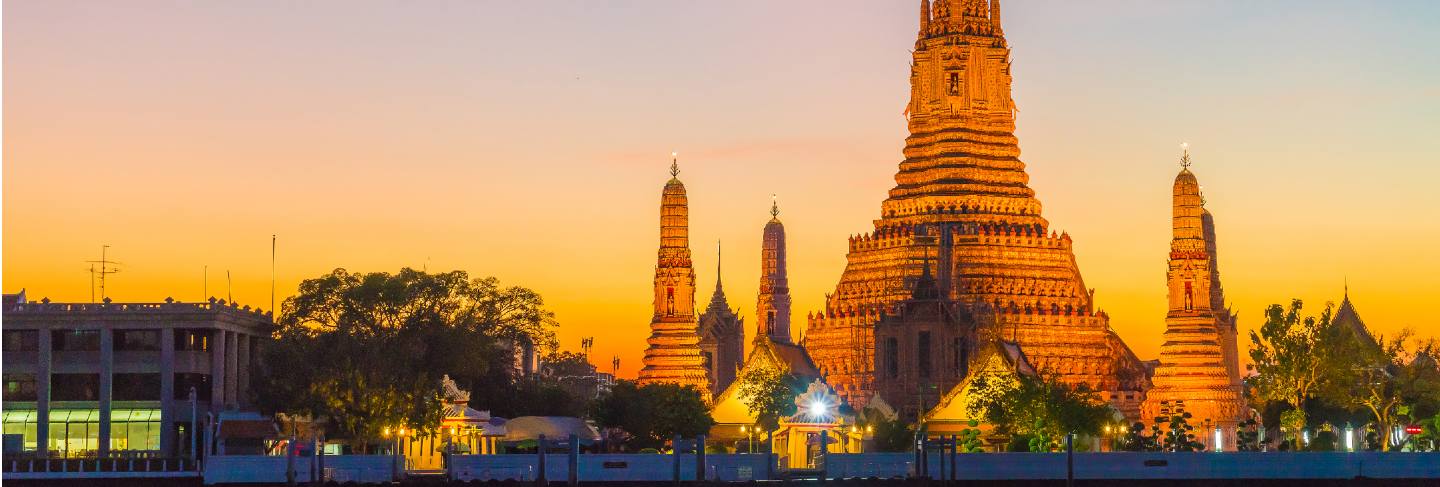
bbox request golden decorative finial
[670,151,680,177]
[771,194,780,218]
[1180,142,1191,169]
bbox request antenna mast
[86,245,121,301]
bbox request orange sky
[5,2,1439,378]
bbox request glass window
[174,373,212,401]
[175,329,211,351]
[115,330,160,351]
[3,330,38,352]
[110,409,161,452]
[113,373,161,401]
[3,373,38,401]
[51,373,100,401]
[46,409,101,458]
[52,330,101,352]
[2,410,40,451]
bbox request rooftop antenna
[88,263,96,303]
[86,245,121,301]
[204,265,208,301]
[227,270,233,304]
[271,235,277,315]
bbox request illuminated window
[2,409,40,451]
[176,329,212,351]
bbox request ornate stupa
[757,196,793,344]
[698,242,744,397]
[637,155,712,398]
[803,0,1149,416]
[1141,147,1246,448]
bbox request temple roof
[1333,293,1380,352]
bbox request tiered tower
[637,157,712,397]
[757,197,793,344]
[804,0,1148,414]
[698,242,744,397]
[1141,148,1245,449]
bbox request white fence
[826,452,1440,480]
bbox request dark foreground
[8,479,1440,487]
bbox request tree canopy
[252,268,561,451]
[967,373,1111,452]
[588,380,713,451]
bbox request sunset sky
[6,1,1439,378]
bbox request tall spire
[920,0,931,37]
[713,240,724,296]
[757,198,792,344]
[990,0,1002,34]
[669,151,680,177]
[639,152,710,397]
[1180,142,1192,169]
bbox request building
[1140,150,1246,449]
[756,199,793,345]
[2,294,274,458]
[636,156,711,397]
[698,243,744,397]
[803,0,1149,416]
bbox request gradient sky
[6,1,1439,378]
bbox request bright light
[1214,428,1223,452]
[383,427,391,437]
[808,400,826,418]
[1302,430,1309,445]
[1345,426,1354,452]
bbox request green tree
[957,420,985,453]
[1156,412,1203,452]
[868,417,915,452]
[735,364,800,453]
[967,373,1110,452]
[1119,422,1157,452]
[1236,418,1262,451]
[1323,332,1440,450]
[1248,299,1344,445]
[589,380,713,451]
[253,268,560,452]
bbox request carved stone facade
[1140,153,1246,448]
[698,243,744,397]
[757,200,793,344]
[637,158,711,397]
[803,0,1149,417]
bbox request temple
[803,0,1149,418]
[698,242,744,397]
[1140,148,1246,449]
[636,156,712,397]
[757,197,793,344]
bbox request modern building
[2,293,274,458]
